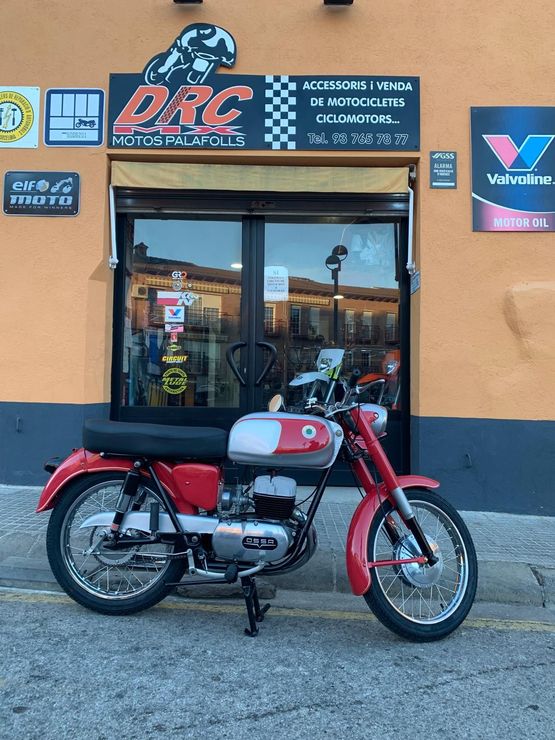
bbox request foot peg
[241,576,271,637]
[224,564,239,583]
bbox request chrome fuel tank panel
[211,519,293,562]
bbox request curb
[0,547,553,609]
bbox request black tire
[364,489,478,642]
[46,472,186,615]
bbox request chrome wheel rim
[60,480,173,600]
[372,501,469,624]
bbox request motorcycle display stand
[241,576,271,637]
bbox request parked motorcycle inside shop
[37,348,477,641]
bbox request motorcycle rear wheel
[364,489,478,641]
[46,472,186,615]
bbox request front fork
[389,486,439,566]
[345,411,439,567]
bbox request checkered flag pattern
[264,76,297,150]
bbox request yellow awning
[111,161,408,194]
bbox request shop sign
[3,171,80,216]
[0,87,40,148]
[430,151,457,188]
[44,88,105,146]
[471,107,555,231]
[108,23,419,151]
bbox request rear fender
[36,449,135,512]
[346,475,440,596]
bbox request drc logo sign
[108,23,419,151]
[471,107,555,231]
[110,24,247,148]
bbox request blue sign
[44,88,105,147]
[471,107,555,231]
[107,24,419,151]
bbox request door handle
[226,341,247,386]
[255,341,278,386]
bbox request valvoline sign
[471,107,555,231]
[108,22,419,151]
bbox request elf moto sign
[3,171,80,216]
[108,23,419,151]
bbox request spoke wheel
[46,473,186,615]
[364,489,477,641]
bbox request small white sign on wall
[0,87,40,148]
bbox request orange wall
[1,0,554,419]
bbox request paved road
[1,589,554,739]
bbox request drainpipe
[108,184,119,270]
[406,164,416,275]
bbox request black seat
[83,419,228,460]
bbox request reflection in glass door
[262,217,402,413]
[120,217,244,419]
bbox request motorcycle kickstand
[241,576,271,637]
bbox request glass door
[113,203,409,475]
[261,216,407,474]
[115,215,252,427]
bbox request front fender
[36,449,134,513]
[346,475,440,596]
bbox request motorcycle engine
[213,475,301,562]
[252,475,297,520]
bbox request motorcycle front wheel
[364,489,478,641]
[46,472,186,615]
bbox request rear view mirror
[268,394,285,412]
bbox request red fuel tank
[227,412,344,468]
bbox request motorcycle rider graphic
[143,23,237,86]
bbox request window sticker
[264,266,289,301]
[164,306,185,323]
[162,368,188,394]
[158,290,198,306]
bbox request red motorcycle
[37,349,477,641]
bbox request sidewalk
[1,485,554,608]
